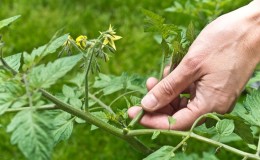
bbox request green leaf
[161,39,170,57]
[7,110,53,160]
[93,73,124,95]
[0,15,21,30]
[0,82,26,115]
[186,22,195,42]
[142,9,178,39]
[151,131,160,140]
[130,96,141,106]
[93,73,146,95]
[234,91,260,127]
[247,71,260,89]
[143,146,175,160]
[42,33,69,57]
[216,119,235,137]
[202,152,219,160]
[28,54,81,89]
[222,113,254,144]
[23,34,69,70]
[53,112,74,144]
[3,53,22,72]
[90,111,108,130]
[69,97,82,109]
[62,85,75,98]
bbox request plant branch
[88,92,115,114]
[128,109,144,129]
[172,135,190,152]
[6,104,57,113]
[40,89,151,154]
[257,133,260,156]
[0,49,17,75]
[109,90,138,107]
[84,49,95,111]
[23,75,33,108]
[126,129,260,160]
[159,51,166,80]
[190,113,220,132]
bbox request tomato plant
[0,0,259,159]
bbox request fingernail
[141,93,158,110]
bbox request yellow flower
[102,25,122,50]
[76,35,88,49]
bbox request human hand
[128,1,260,130]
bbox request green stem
[23,75,33,108]
[257,133,260,156]
[172,135,190,152]
[190,113,220,132]
[88,106,105,112]
[40,89,151,154]
[159,52,166,80]
[88,92,115,114]
[242,156,248,160]
[109,90,138,107]
[84,49,95,111]
[126,129,260,160]
[6,104,56,113]
[0,49,17,75]
[128,109,144,129]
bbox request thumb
[141,58,200,112]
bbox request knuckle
[182,57,200,72]
[158,79,177,97]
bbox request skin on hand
[128,0,260,131]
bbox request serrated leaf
[53,112,74,144]
[143,146,175,160]
[62,85,75,98]
[23,34,69,70]
[42,33,69,57]
[130,96,141,106]
[216,119,235,137]
[69,97,82,109]
[161,39,170,57]
[0,82,26,115]
[186,22,195,42]
[93,73,146,95]
[0,15,21,30]
[233,92,260,127]
[93,73,124,95]
[7,110,53,160]
[151,131,160,140]
[222,113,254,144]
[90,111,108,130]
[142,9,178,39]
[28,54,81,89]
[3,53,22,72]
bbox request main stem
[40,89,151,154]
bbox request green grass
[0,0,251,159]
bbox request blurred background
[0,0,251,159]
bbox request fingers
[128,98,209,130]
[141,60,200,112]
[146,77,159,91]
